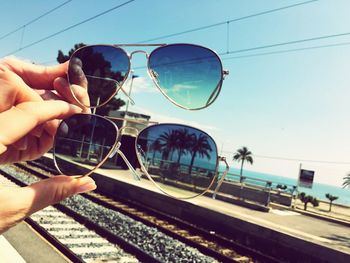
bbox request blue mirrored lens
[149,44,222,110]
[68,45,130,107]
[54,114,117,175]
[136,124,218,198]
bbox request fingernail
[75,177,97,194]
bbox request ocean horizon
[221,166,350,206]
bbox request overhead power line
[0,0,73,41]
[2,0,319,57]
[218,31,350,56]
[136,33,350,68]
[137,0,319,43]
[130,36,350,71]
[221,41,350,61]
[5,0,135,56]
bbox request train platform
[1,221,69,263]
[3,155,350,262]
[88,166,350,262]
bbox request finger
[27,176,97,213]
[35,89,62,101]
[21,133,53,162]
[68,57,88,88]
[0,145,21,164]
[37,129,55,156]
[1,57,68,90]
[12,137,28,151]
[0,176,96,233]
[53,77,79,104]
[0,132,52,164]
[54,77,90,111]
[0,100,82,147]
[0,144,6,155]
[0,65,43,112]
[71,85,91,110]
[29,124,45,137]
[42,120,60,137]
[32,90,68,137]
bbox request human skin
[0,57,95,234]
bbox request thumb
[0,176,96,234]
[25,175,96,214]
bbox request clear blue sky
[1,0,350,186]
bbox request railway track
[0,166,158,263]
[1,160,281,263]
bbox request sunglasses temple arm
[115,149,141,180]
[117,85,135,106]
[205,81,221,106]
[212,156,229,199]
[83,74,135,105]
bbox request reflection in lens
[136,124,218,198]
[54,114,117,176]
[148,44,223,110]
[68,45,130,107]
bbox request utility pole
[293,163,302,209]
[124,71,138,118]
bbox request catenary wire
[0,0,73,41]
[217,31,350,57]
[126,38,350,71]
[221,41,350,61]
[4,0,136,56]
[39,39,350,66]
[4,0,314,56]
[137,0,319,43]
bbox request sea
[221,167,350,206]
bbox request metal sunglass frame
[53,113,229,199]
[67,43,229,111]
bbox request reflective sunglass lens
[136,124,218,198]
[54,114,118,176]
[149,44,223,110]
[68,45,130,107]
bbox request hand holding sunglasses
[67,44,229,110]
[53,114,229,199]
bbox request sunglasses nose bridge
[129,50,149,60]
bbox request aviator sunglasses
[67,44,229,110]
[53,114,229,199]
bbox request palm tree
[342,174,350,188]
[299,192,319,211]
[150,139,162,165]
[188,133,212,175]
[159,129,179,162]
[233,146,253,183]
[325,193,338,212]
[175,128,191,164]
